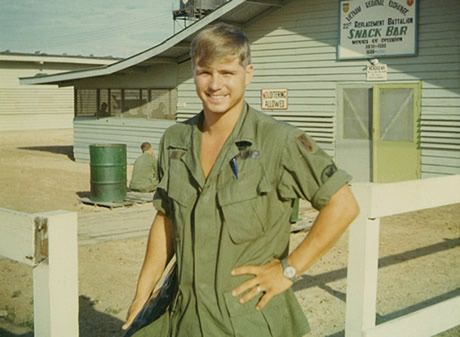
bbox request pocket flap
[218,165,271,206]
[167,161,196,206]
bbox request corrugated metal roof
[20,0,285,86]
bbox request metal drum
[89,144,127,202]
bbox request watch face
[284,266,296,279]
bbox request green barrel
[89,144,127,202]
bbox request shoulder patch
[296,133,315,153]
[321,163,337,183]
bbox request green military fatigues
[134,104,351,337]
[130,152,158,192]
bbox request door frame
[336,82,422,182]
[372,82,422,182]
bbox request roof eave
[19,0,256,86]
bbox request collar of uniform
[171,114,206,187]
[213,102,255,165]
[176,103,255,187]
[232,103,256,149]
[192,102,254,156]
[201,102,252,181]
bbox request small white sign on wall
[367,64,388,81]
[261,88,288,110]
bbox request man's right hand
[122,296,149,330]
[122,212,174,331]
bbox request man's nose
[209,73,223,90]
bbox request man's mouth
[207,93,227,101]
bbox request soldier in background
[129,142,158,193]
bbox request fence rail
[346,175,460,337]
[0,209,79,337]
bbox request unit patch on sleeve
[296,133,315,153]
[321,163,337,183]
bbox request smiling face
[194,57,253,118]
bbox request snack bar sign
[338,0,418,59]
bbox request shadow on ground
[79,295,125,337]
[293,237,460,303]
[292,237,460,337]
[0,325,33,337]
[18,145,74,160]
[77,191,91,199]
[0,296,126,337]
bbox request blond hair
[190,23,251,69]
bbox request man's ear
[245,64,254,86]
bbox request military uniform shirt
[133,104,351,337]
[130,152,158,192]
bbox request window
[342,88,372,140]
[75,88,176,120]
[75,89,97,117]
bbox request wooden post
[0,208,37,265]
[345,176,460,337]
[33,210,79,337]
[345,183,380,337]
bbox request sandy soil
[0,129,458,337]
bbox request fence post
[345,184,380,337]
[33,210,79,337]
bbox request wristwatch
[281,258,298,283]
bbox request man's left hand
[231,259,293,310]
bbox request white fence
[0,209,79,337]
[346,175,460,337]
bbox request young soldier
[122,23,359,337]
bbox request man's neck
[202,101,244,137]
[200,101,245,178]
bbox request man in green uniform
[129,142,158,193]
[122,23,359,337]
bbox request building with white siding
[21,0,460,181]
[0,52,118,130]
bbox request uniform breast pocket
[166,160,197,250]
[167,160,196,208]
[217,165,272,244]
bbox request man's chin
[204,102,229,114]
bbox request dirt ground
[0,129,459,337]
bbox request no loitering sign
[261,88,288,110]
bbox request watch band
[281,258,299,283]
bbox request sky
[0,0,184,58]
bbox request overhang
[20,0,285,86]
[0,52,120,65]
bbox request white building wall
[177,0,459,177]
[0,56,116,131]
[0,63,74,130]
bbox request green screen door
[372,83,421,183]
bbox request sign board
[338,0,418,59]
[367,64,388,81]
[261,88,288,110]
